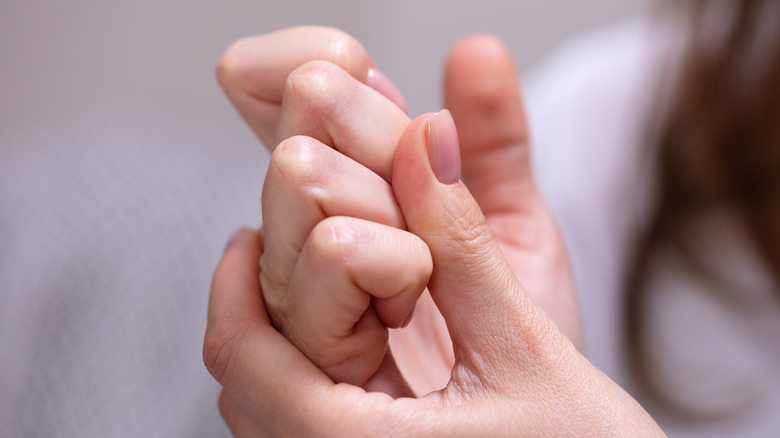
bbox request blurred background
[2,0,649,144]
[0,0,649,437]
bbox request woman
[527,1,780,435]
[203,0,779,435]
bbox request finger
[444,34,538,214]
[217,26,407,147]
[203,230,413,435]
[205,228,267,333]
[203,228,342,435]
[444,35,583,349]
[391,112,571,388]
[276,60,410,180]
[283,216,431,386]
[218,390,269,438]
[261,135,405,321]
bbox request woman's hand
[216,26,408,149]
[203,113,665,436]
[217,26,582,349]
[260,131,432,390]
[256,54,443,391]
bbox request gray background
[2,0,650,151]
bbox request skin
[219,26,581,391]
[204,26,665,436]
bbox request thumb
[392,111,563,381]
[444,34,536,215]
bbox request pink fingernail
[426,110,461,185]
[367,67,409,113]
[224,228,246,253]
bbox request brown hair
[624,0,780,417]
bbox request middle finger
[261,135,405,322]
[275,60,411,180]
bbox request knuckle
[309,217,360,267]
[202,319,250,385]
[268,136,327,188]
[284,60,344,116]
[321,29,372,78]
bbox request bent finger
[261,136,405,320]
[283,216,432,385]
[276,60,410,179]
[217,26,407,147]
[203,229,344,435]
[444,34,537,213]
[205,228,266,334]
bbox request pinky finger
[283,216,433,386]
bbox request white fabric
[526,18,780,438]
[0,115,266,437]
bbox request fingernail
[426,109,461,185]
[367,67,409,113]
[224,228,246,253]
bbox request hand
[260,132,432,389]
[203,114,665,437]
[226,28,455,393]
[218,27,582,351]
[444,35,581,346]
[217,26,408,150]
[257,54,441,389]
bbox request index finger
[217,26,407,146]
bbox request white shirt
[526,17,780,438]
